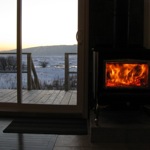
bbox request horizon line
[0,44,77,52]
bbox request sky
[0,0,78,51]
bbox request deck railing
[0,53,41,90]
[0,52,77,91]
[27,53,41,90]
[65,53,77,91]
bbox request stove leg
[94,103,99,126]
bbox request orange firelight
[106,62,149,87]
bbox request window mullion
[17,0,22,103]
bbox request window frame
[0,0,89,118]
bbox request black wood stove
[93,48,150,123]
[89,0,148,124]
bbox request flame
[106,62,149,87]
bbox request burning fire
[106,62,149,87]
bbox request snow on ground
[0,55,77,89]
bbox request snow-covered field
[0,55,77,89]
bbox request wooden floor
[0,117,150,150]
[0,90,77,105]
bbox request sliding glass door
[0,0,17,103]
[22,0,78,105]
[0,0,89,117]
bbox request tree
[0,57,7,70]
[39,60,49,68]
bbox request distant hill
[2,45,77,56]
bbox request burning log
[106,62,149,87]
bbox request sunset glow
[0,0,77,51]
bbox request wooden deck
[0,90,77,105]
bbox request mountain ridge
[1,45,77,56]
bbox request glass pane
[0,0,17,103]
[22,0,78,105]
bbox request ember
[106,62,149,87]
